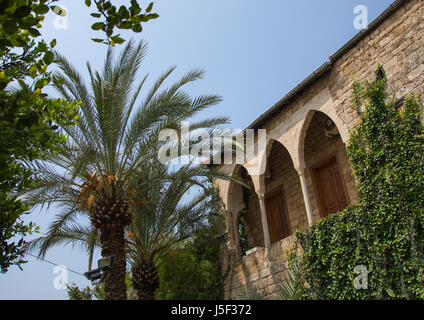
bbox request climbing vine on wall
[238,186,250,257]
[290,69,424,299]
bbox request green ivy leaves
[291,72,424,300]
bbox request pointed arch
[298,109,347,170]
[300,110,357,220]
[258,138,297,192]
[227,165,265,254]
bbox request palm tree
[126,159,231,300]
[276,257,307,300]
[22,39,228,300]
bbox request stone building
[213,0,424,299]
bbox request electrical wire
[25,252,86,278]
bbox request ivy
[290,69,424,300]
[238,185,250,257]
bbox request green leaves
[91,22,104,30]
[118,20,132,29]
[110,35,125,45]
[292,72,424,300]
[43,51,54,65]
[33,4,49,15]
[0,0,86,274]
[34,77,49,89]
[28,27,41,37]
[3,20,18,34]
[0,86,79,273]
[28,65,37,78]
[0,207,39,273]
[131,23,142,33]
[88,0,159,45]
[13,6,31,19]
[157,238,223,300]
[142,13,159,22]
[118,6,129,19]
[146,3,154,13]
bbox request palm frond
[276,260,306,300]
[24,206,89,258]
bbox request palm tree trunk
[101,223,127,300]
[132,262,159,300]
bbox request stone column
[258,193,271,250]
[298,169,314,226]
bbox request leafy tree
[156,245,220,300]
[0,94,79,273]
[0,0,158,273]
[127,164,231,300]
[67,283,95,300]
[156,200,227,300]
[85,0,159,45]
[22,40,230,299]
[0,78,80,274]
[66,274,137,300]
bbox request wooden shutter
[313,157,349,218]
[265,188,291,243]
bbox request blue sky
[0,0,394,299]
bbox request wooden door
[265,188,291,244]
[313,157,349,218]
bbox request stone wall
[225,236,298,299]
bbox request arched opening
[303,111,356,220]
[263,141,308,244]
[228,166,264,257]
